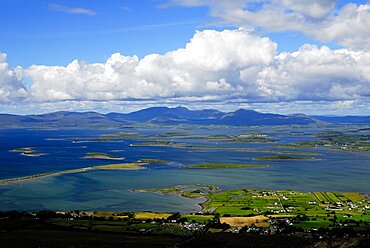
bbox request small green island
[185,134,278,143]
[136,158,169,163]
[240,149,320,156]
[253,155,317,161]
[92,163,144,170]
[151,132,190,137]
[134,184,218,199]
[101,132,144,139]
[10,147,43,157]
[184,163,269,169]
[131,141,191,148]
[83,152,124,160]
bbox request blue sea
[0,126,369,212]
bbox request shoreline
[0,163,146,185]
[133,184,219,212]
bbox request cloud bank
[25,29,370,104]
[1,27,370,114]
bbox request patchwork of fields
[141,186,370,230]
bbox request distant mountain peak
[0,107,342,127]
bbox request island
[136,158,169,163]
[253,155,317,161]
[10,147,43,157]
[83,152,124,160]
[0,163,145,185]
[130,141,191,148]
[184,134,279,143]
[101,132,144,139]
[150,132,190,137]
[183,163,269,169]
[276,132,370,153]
[134,184,219,199]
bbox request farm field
[139,185,370,230]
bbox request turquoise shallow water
[0,126,369,212]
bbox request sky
[1,0,370,115]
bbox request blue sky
[0,0,370,115]
[1,0,365,67]
[1,0,209,67]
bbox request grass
[131,141,190,148]
[135,184,219,197]
[151,132,190,137]
[136,188,182,195]
[314,192,327,203]
[325,192,342,203]
[220,216,269,227]
[343,192,365,202]
[134,212,172,220]
[93,211,129,219]
[184,134,278,143]
[184,163,269,169]
[295,220,332,229]
[91,163,145,170]
[139,186,370,230]
[84,152,124,160]
[276,141,327,149]
[207,228,223,233]
[136,158,169,163]
[48,218,159,233]
[101,132,143,139]
[182,214,214,223]
[277,132,370,153]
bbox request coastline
[133,184,219,212]
[0,163,145,185]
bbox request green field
[138,186,370,230]
[277,131,370,153]
[46,218,189,236]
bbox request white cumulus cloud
[255,44,370,101]
[165,0,370,50]
[27,29,277,102]
[0,53,28,102]
[25,28,370,106]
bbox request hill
[312,115,370,124]
[3,106,368,127]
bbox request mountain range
[0,107,368,127]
